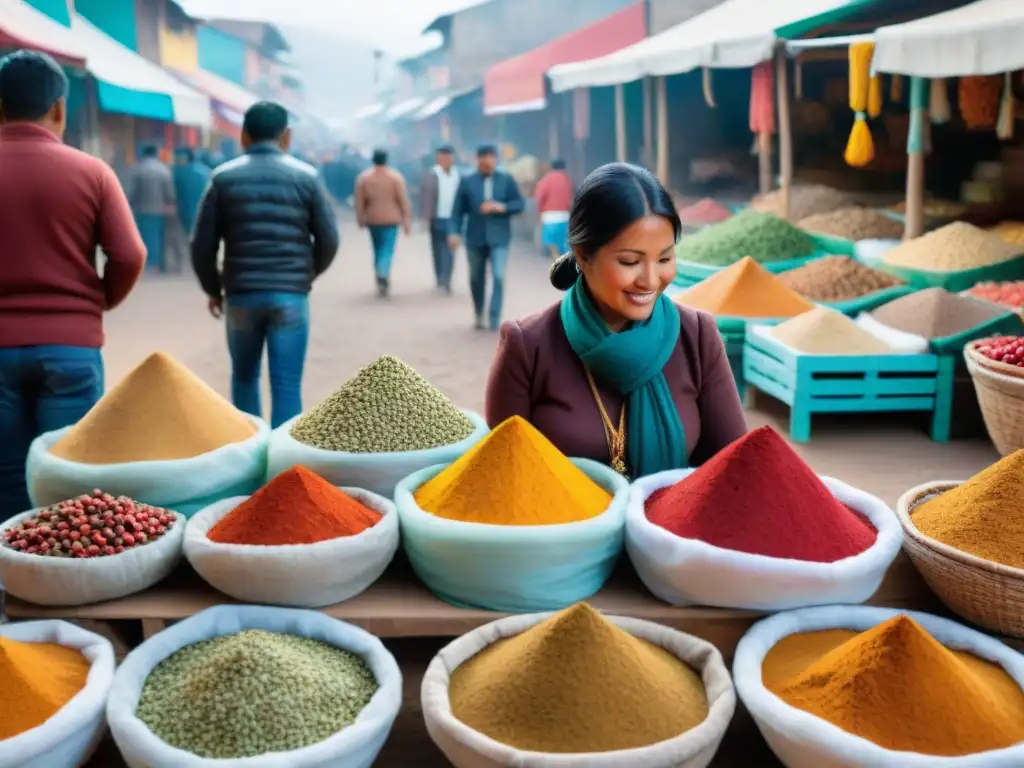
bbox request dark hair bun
[549,253,579,291]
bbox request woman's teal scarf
[560,280,687,477]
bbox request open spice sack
[266,355,488,498]
[106,605,403,768]
[626,427,903,611]
[394,417,630,612]
[421,605,735,768]
[0,620,116,768]
[26,353,270,518]
[184,468,399,608]
[734,606,1024,767]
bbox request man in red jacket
[534,158,574,260]
[0,51,146,517]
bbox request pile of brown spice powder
[869,287,1008,339]
[50,352,257,464]
[448,603,708,753]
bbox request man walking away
[170,147,210,272]
[0,51,146,517]
[191,101,340,428]
[420,144,460,293]
[127,145,175,272]
[449,143,525,331]
[535,158,573,260]
[355,149,411,298]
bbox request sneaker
[375,277,386,297]
[474,316,486,330]
[381,277,390,298]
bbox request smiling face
[577,215,677,331]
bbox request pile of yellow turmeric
[0,636,91,739]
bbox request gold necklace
[583,366,628,478]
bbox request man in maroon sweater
[0,51,146,516]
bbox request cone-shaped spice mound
[415,416,611,525]
[677,257,814,318]
[646,426,876,561]
[50,352,256,464]
[290,355,474,453]
[911,450,1024,568]
[772,306,893,355]
[765,616,1024,756]
[0,637,90,739]
[778,255,904,302]
[675,210,816,267]
[449,603,709,753]
[678,198,733,226]
[870,287,1008,339]
[882,221,1021,272]
[208,466,381,546]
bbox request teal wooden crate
[743,325,954,443]
[822,285,917,316]
[722,331,746,399]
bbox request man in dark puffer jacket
[192,101,340,427]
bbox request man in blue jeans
[449,144,525,330]
[0,51,146,517]
[192,102,340,427]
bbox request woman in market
[485,163,747,477]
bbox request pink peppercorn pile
[2,489,176,558]
[974,336,1024,368]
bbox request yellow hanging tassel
[930,78,951,123]
[702,68,716,108]
[890,74,903,103]
[844,41,875,167]
[868,74,883,118]
[997,71,1015,140]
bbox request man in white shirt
[419,144,460,294]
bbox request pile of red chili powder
[645,426,876,562]
[208,466,381,546]
[678,198,734,227]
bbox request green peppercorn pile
[136,630,378,759]
[675,210,816,267]
[290,355,475,453]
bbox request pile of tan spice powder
[290,355,475,452]
[798,207,905,241]
[778,256,905,302]
[870,288,1009,339]
[50,352,256,464]
[772,307,894,355]
[448,603,709,753]
[750,184,858,221]
[135,630,378,759]
[882,222,1023,272]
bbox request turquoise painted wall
[24,0,70,26]
[197,26,247,85]
[75,0,138,51]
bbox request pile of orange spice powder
[0,637,91,739]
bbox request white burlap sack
[26,416,271,519]
[107,605,403,768]
[0,620,115,768]
[265,411,488,498]
[853,238,900,265]
[183,488,399,607]
[854,313,931,353]
[626,470,903,611]
[422,611,736,768]
[0,510,186,606]
[734,606,1024,767]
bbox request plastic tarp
[483,2,646,115]
[71,13,211,127]
[873,0,1024,78]
[0,0,86,67]
[549,0,878,92]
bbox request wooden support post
[642,76,653,168]
[615,83,627,162]
[548,100,559,159]
[905,76,928,240]
[775,47,794,220]
[757,132,772,195]
[656,76,669,187]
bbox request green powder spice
[136,630,378,760]
[290,355,475,453]
[676,210,816,267]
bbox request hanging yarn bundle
[703,68,717,108]
[959,75,1002,130]
[844,42,875,167]
[868,73,883,118]
[930,79,951,124]
[749,61,776,134]
[997,72,1015,140]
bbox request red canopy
[484,3,646,116]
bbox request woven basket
[897,481,1024,638]
[964,343,1024,455]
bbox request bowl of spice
[0,620,115,768]
[422,603,735,768]
[268,355,488,498]
[897,451,1024,637]
[627,426,903,611]
[734,606,1024,767]
[26,353,270,519]
[965,338,1024,455]
[184,467,398,608]
[394,416,630,612]
[0,489,185,606]
[106,605,402,768]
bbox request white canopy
[415,95,451,120]
[353,103,384,120]
[873,0,1024,78]
[385,97,427,120]
[0,0,87,64]
[71,13,210,128]
[549,0,871,92]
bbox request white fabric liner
[354,103,385,120]
[415,95,452,120]
[873,0,1024,78]
[549,0,862,92]
[0,0,87,62]
[70,13,210,128]
[484,96,547,116]
[751,323,921,357]
[386,97,427,120]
